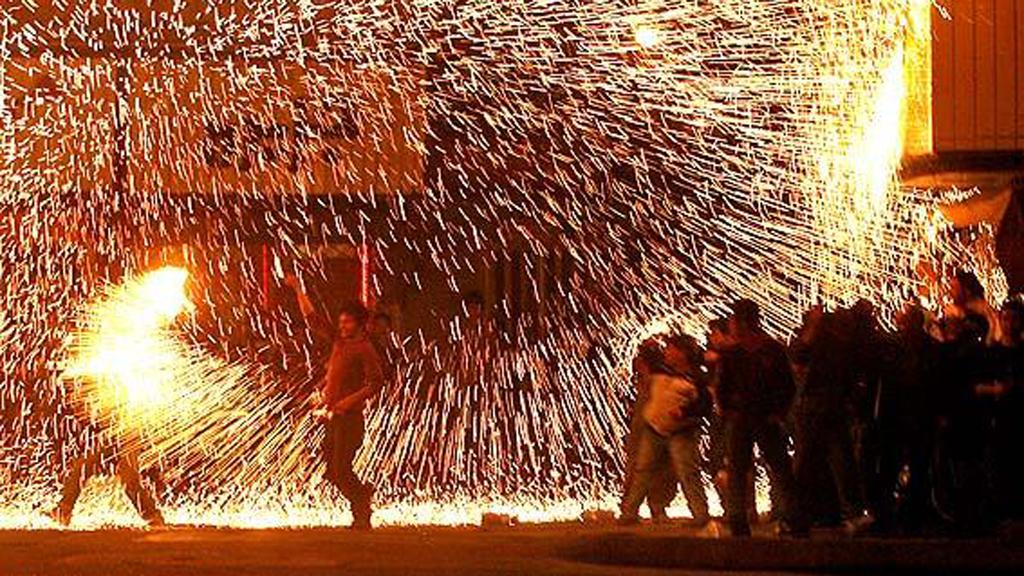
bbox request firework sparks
[0,0,997,529]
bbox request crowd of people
[620,271,1024,537]
[46,265,1023,537]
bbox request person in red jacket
[286,275,384,530]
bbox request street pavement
[1,522,1021,575]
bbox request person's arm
[363,342,385,395]
[331,386,374,414]
[715,350,734,414]
[285,274,332,340]
[791,310,823,365]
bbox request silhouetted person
[993,299,1024,519]
[50,437,163,527]
[935,271,998,535]
[705,317,774,524]
[718,299,805,537]
[792,306,872,534]
[287,275,383,529]
[368,311,399,382]
[876,303,940,533]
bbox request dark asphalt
[1,523,1021,575]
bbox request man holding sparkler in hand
[286,274,384,530]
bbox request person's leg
[825,416,866,521]
[898,422,932,533]
[725,417,754,536]
[668,430,709,525]
[116,451,163,526]
[755,419,807,534]
[792,411,822,520]
[619,426,667,522]
[323,416,342,491]
[332,415,372,527]
[621,409,646,515]
[746,467,758,523]
[705,414,729,513]
[54,451,102,524]
[646,465,677,521]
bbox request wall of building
[933,0,1024,152]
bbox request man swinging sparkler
[48,268,193,527]
[286,275,384,530]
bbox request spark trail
[0,1,989,528]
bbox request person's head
[634,338,663,375]
[462,290,484,319]
[336,301,369,339]
[849,298,879,334]
[663,333,701,373]
[951,270,985,305]
[851,298,875,320]
[729,299,760,335]
[800,304,824,330]
[896,302,926,335]
[370,311,393,338]
[707,318,729,349]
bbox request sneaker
[350,515,372,530]
[47,507,71,527]
[729,521,752,537]
[695,520,722,539]
[351,486,375,530]
[842,512,875,536]
[651,511,672,525]
[145,513,167,529]
[351,500,373,530]
[777,520,810,538]
[616,514,640,527]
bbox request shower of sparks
[62,267,194,435]
[0,0,995,529]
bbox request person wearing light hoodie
[619,334,712,532]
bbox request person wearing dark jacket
[718,299,805,537]
[993,299,1024,520]
[619,334,713,532]
[934,272,999,535]
[876,304,939,533]
[791,307,872,533]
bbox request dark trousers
[58,448,160,522]
[794,410,864,521]
[879,422,933,532]
[621,424,709,524]
[324,414,372,516]
[725,415,802,535]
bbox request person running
[50,438,164,527]
[287,275,384,530]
